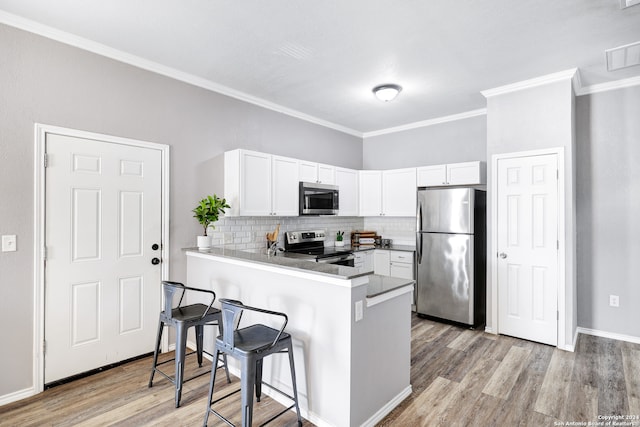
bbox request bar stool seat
[203,299,302,427]
[148,281,230,407]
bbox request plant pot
[197,235,211,250]
[335,240,345,247]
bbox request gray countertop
[185,246,370,280]
[184,246,414,298]
[366,275,415,298]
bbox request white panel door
[45,133,162,383]
[497,153,558,346]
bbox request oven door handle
[316,254,355,264]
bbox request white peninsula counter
[185,247,413,427]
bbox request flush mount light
[372,84,402,102]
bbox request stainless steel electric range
[284,230,355,266]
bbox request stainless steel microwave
[299,182,339,215]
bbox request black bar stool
[149,281,230,407]
[203,299,302,427]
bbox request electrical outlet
[355,300,363,322]
[609,295,620,307]
[2,235,17,252]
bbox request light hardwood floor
[1,315,638,426]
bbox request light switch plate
[2,235,17,252]
[355,300,363,322]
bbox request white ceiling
[1,0,640,135]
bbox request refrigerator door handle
[416,201,423,263]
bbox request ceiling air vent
[620,0,640,8]
[605,41,640,71]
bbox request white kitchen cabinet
[299,160,335,184]
[358,170,383,216]
[354,250,374,274]
[335,167,358,216]
[271,155,300,216]
[417,161,485,187]
[224,149,299,216]
[373,249,390,276]
[359,168,416,217]
[382,168,417,216]
[389,251,415,280]
[375,249,415,280]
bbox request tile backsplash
[363,217,416,246]
[208,215,417,250]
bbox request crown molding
[0,11,362,138]
[362,108,487,139]
[481,68,578,98]
[577,75,640,96]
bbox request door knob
[499,252,507,259]
[151,257,160,265]
[151,243,159,250]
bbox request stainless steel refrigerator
[416,188,486,326]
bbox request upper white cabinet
[359,168,416,217]
[335,167,359,216]
[224,149,299,216]
[382,168,417,216]
[299,161,335,185]
[358,170,383,216]
[417,161,486,187]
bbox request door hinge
[556,169,559,180]
[42,246,47,261]
[43,153,48,168]
[43,340,47,355]
[557,240,559,250]
[557,311,559,320]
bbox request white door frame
[490,147,566,349]
[33,124,170,394]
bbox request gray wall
[362,115,487,169]
[0,23,361,397]
[576,86,640,338]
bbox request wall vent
[605,41,640,71]
[620,0,640,8]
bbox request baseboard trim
[577,327,640,345]
[360,385,413,427]
[0,386,37,406]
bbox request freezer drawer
[416,232,474,324]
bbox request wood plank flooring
[1,314,638,426]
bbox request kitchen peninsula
[185,247,413,427]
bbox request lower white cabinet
[354,250,374,273]
[374,249,414,280]
[373,250,390,276]
[389,251,414,280]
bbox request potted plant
[192,194,230,249]
[335,230,345,247]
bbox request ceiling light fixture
[372,84,402,102]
